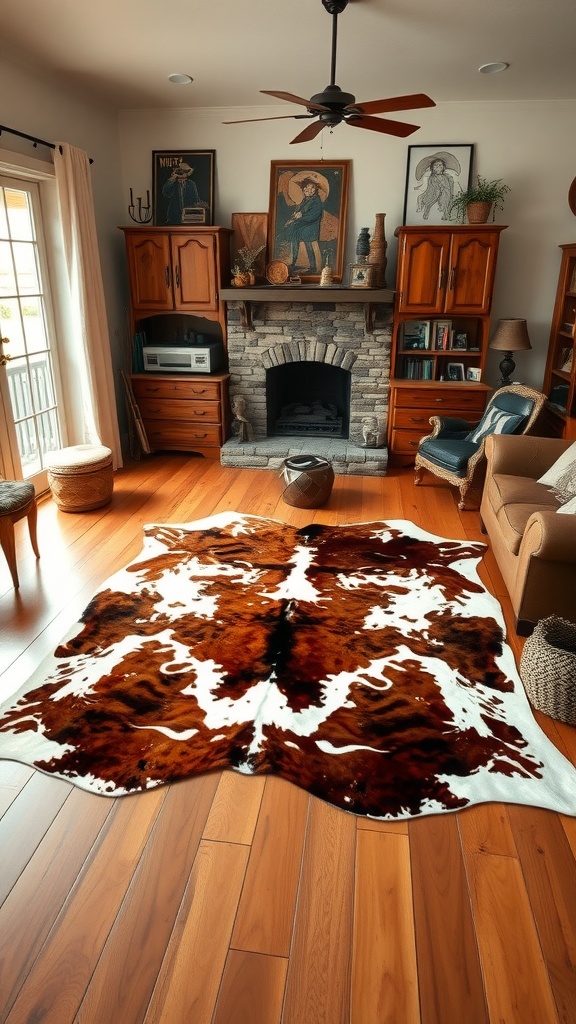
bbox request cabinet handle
[165,266,170,287]
[439,267,447,290]
[175,266,180,289]
[449,267,456,290]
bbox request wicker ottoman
[282,455,335,509]
[46,444,113,512]
[520,616,576,725]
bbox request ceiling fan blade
[351,93,436,116]
[346,114,421,138]
[261,90,329,113]
[223,114,314,124]
[290,120,327,144]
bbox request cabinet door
[126,232,172,310]
[397,232,450,313]
[446,231,499,314]
[171,234,217,311]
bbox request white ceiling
[1,0,576,115]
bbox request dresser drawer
[393,386,487,411]
[143,421,222,449]
[132,377,222,402]
[390,429,429,455]
[137,397,220,422]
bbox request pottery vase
[368,213,388,287]
[355,227,371,261]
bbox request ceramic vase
[368,213,387,287]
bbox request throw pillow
[466,406,524,444]
[557,493,576,514]
[537,441,576,499]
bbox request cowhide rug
[1,512,575,820]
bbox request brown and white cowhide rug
[1,513,575,819]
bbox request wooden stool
[282,455,335,509]
[46,444,113,512]
[0,480,40,588]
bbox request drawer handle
[193,410,207,417]
[409,416,426,422]
[193,432,208,438]
[409,440,419,446]
[191,388,208,394]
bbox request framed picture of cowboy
[267,160,351,284]
[152,150,215,226]
[402,144,474,226]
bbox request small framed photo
[403,144,474,225]
[447,362,465,381]
[152,150,215,226]
[349,263,372,287]
[433,320,452,350]
[466,367,482,382]
[402,320,430,349]
[451,331,468,351]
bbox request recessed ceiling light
[168,73,193,85]
[479,62,510,75]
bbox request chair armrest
[423,416,478,442]
[520,510,576,564]
[485,433,573,478]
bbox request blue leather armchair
[414,384,546,510]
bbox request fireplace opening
[266,361,351,438]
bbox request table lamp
[489,318,532,387]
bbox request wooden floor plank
[507,806,576,1024]
[5,788,166,1024]
[409,815,489,1024]
[282,797,356,1024]
[351,830,420,1024]
[465,850,560,1024]
[202,770,266,845]
[74,774,219,1024]
[0,787,113,1024]
[0,772,72,904]
[231,776,309,957]
[0,760,35,819]
[142,839,249,1024]
[457,803,518,858]
[212,949,288,1024]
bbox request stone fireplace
[220,294,393,475]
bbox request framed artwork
[451,331,468,350]
[402,321,431,350]
[447,362,465,381]
[402,144,474,225]
[267,160,350,283]
[467,367,482,382]
[152,150,215,226]
[349,263,372,287]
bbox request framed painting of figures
[268,160,350,283]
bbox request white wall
[119,99,576,389]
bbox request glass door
[0,176,64,491]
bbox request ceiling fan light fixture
[478,62,510,75]
[168,73,193,85]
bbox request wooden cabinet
[389,381,491,459]
[396,225,505,315]
[542,243,576,440]
[122,226,231,334]
[130,373,230,458]
[388,225,506,463]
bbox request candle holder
[128,188,152,224]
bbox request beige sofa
[480,433,576,635]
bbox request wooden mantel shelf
[220,286,395,333]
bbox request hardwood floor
[0,454,575,1024]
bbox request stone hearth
[221,297,392,476]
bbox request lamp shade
[489,318,532,352]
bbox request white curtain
[53,143,122,468]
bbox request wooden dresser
[388,380,492,460]
[130,373,230,459]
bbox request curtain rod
[0,125,93,163]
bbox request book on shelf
[401,357,435,380]
[433,321,451,349]
[402,320,430,349]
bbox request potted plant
[450,175,511,224]
[231,244,266,287]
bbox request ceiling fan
[223,0,435,144]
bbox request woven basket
[520,616,576,724]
